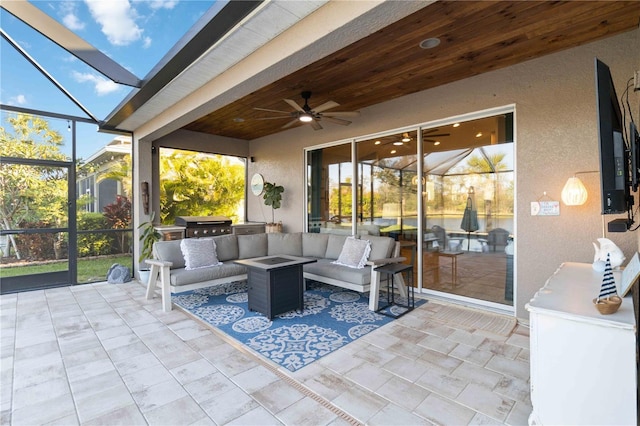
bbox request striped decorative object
[598,253,618,301]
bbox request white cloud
[72,71,121,95]
[16,40,31,50]
[84,0,143,46]
[60,1,85,31]
[143,36,152,49]
[8,94,27,106]
[63,13,86,31]
[63,54,78,63]
[148,1,178,10]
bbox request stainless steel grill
[174,216,232,238]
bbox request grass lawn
[1,255,133,283]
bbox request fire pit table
[234,255,317,319]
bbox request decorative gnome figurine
[592,238,625,271]
[593,253,622,315]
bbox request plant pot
[138,269,150,284]
[265,222,283,233]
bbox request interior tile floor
[1,280,531,425]
[401,247,512,306]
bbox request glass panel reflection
[306,110,514,307]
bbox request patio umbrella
[460,186,479,250]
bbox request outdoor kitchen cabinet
[232,223,266,235]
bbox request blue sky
[1,0,215,139]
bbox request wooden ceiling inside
[184,1,640,141]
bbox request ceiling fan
[376,128,450,148]
[422,128,450,143]
[254,91,359,130]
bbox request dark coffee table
[234,255,316,319]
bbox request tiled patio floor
[0,280,531,425]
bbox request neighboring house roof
[82,136,131,167]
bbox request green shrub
[103,195,132,254]
[14,220,61,260]
[77,213,114,257]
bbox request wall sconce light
[561,171,598,206]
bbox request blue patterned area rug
[172,281,425,372]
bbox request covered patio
[2,1,638,424]
[1,279,530,425]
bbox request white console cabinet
[526,262,636,425]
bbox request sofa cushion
[302,233,329,258]
[325,234,349,259]
[237,233,268,259]
[304,259,371,285]
[361,235,395,260]
[170,263,247,287]
[333,237,371,269]
[181,238,221,270]
[268,232,302,256]
[211,234,238,261]
[153,240,185,269]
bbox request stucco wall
[248,29,640,321]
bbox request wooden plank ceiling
[184,0,640,141]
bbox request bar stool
[374,262,414,318]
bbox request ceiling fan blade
[255,116,292,121]
[322,111,360,117]
[310,119,323,130]
[322,116,351,126]
[284,99,305,112]
[254,107,292,114]
[313,100,340,113]
[281,118,300,129]
[422,133,449,138]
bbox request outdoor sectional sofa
[145,232,407,312]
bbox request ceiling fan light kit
[254,91,359,130]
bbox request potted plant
[263,181,284,233]
[138,211,161,282]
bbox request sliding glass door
[305,107,515,309]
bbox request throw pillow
[180,238,221,270]
[333,236,371,269]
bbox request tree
[159,150,245,224]
[457,150,513,229]
[262,181,284,225]
[0,114,68,259]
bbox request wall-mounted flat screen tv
[595,58,629,215]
